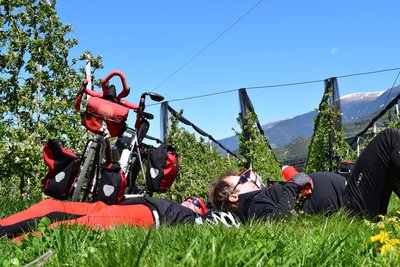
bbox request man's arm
[248,183,301,221]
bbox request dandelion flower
[370,230,389,244]
[388,238,400,245]
[380,244,395,254]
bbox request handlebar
[74,71,164,131]
[100,70,130,101]
[74,80,88,111]
[134,92,164,129]
[75,75,139,112]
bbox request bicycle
[72,70,164,202]
[114,93,165,197]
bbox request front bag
[83,97,129,137]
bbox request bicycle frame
[119,123,150,198]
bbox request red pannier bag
[83,97,129,137]
[146,144,180,193]
[42,140,80,200]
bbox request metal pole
[85,54,92,100]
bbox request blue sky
[56,0,400,140]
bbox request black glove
[288,173,312,190]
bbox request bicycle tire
[71,140,98,201]
[125,154,141,194]
[80,144,102,202]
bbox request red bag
[42,140,79,199]
[83,97,129,137]
[146,144,179,193]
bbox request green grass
[1,197,400,266]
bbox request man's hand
[288,173,313,197]
[289,173,312,189]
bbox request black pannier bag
[146,144,179,193]
[95,163,127,205]
[42,140,80,200]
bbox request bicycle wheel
[71,139,100,201]
[125,154,142,194]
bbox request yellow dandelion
[370,230,389,244]
[388,238,400,245]
[396,211,400,215]
[388,217,397,223]
[380,244,395,254]
[378,215,385,220]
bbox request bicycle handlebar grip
[84,87,103,98]
[120,100,139,110]
[75,80,89,111]
[100,70,130,101]
[135,97,145,129]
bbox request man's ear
[228,193,239,204]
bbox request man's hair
[208,169,239,213]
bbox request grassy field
[1,196,400,266]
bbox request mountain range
[217,85,400,154]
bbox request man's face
[226,175,262,195]
[181,198,203,214]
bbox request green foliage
[164,112,238,202]
[0,1,103,198]
[384,108,400,129]
[306,89,351,173]
[235,112,281,180]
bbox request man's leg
[0,199,107,237]
[345,128,400,219]
[48,204,155,229]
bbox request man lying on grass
[209,128,400,223]
[0,196,207,241]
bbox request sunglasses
[231,174,249,194]
[231,169,264,194]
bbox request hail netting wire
[166,104,237,157]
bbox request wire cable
[336,67,400,79]
[152,0,264,90]
[147,67,400,106]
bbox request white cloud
[330,47,338,54]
